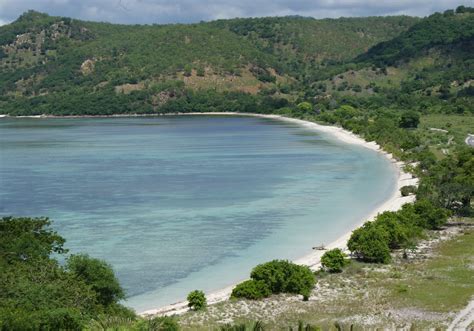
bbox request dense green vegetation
[187,290,207,311]
[231,260,315,300]
[0,216,133,329]
[320,248,348,273]
[0,10,419,116]
[347,200,448,263]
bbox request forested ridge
[0,10,419,115]
[1,6,473,330]
[0,8,472,116]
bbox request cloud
[0,0,472,25]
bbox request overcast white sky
[0,0,472,26]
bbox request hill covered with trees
[0,10,419,115]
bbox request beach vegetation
[412,199,450,230]
[348,198,452,263]
[321,249,349,273]
[297,102,313,113]
[231,260,315,301]
[187,290,207,311]
[250,260,315,299]
[400,185,417,196]
[231,280,272,300]
[347,222,392,263]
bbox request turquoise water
[0,115,396,311]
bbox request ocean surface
[0,115,396,311]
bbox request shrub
[321,249,348,273]
[187,290,207,311]
[231,280,271,300]
[297,101,313,113]
[400,185,417,196]
[250,260,315,298]
[347,222,391,263]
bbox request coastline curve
[135,112,419,317]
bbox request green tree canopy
[66,254,125,307]
[321,248,349,273]
[187,290,207,311]
[348,222,391,263]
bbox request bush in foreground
[136,316,180,331]
[232,260,316,301]
[187,290,207,311]
[321,249,349,273]
[231,280,271,300]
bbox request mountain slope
[306,8,474,113]
[0,11,420,115]
[1,9,472,115]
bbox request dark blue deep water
[0,115,396,310]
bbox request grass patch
[419,114,474,144]
[391,229,474,312]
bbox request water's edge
[1,112,418,315]
[137,113,419,316]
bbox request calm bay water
[0,115,396,311]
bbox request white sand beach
[139,112,419,317]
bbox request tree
[250,260,315,299]
[374,211,411,249]
[66,254,125,307]
[321,249,348,273]
[348,222,391,263]
[0,216,66,264]
[399,111,420,128]
[0,217,130,330]
[187,290,207,311]
[413,199,449,230]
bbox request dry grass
[177,225,474,330]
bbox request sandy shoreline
[134,112,418,317]
[3,112,418,316]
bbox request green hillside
[306,8,474,114]
[0,11,418,115]
[0,8,472,116]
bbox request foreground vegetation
[179,225,474,329]
[0,5,473,330]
